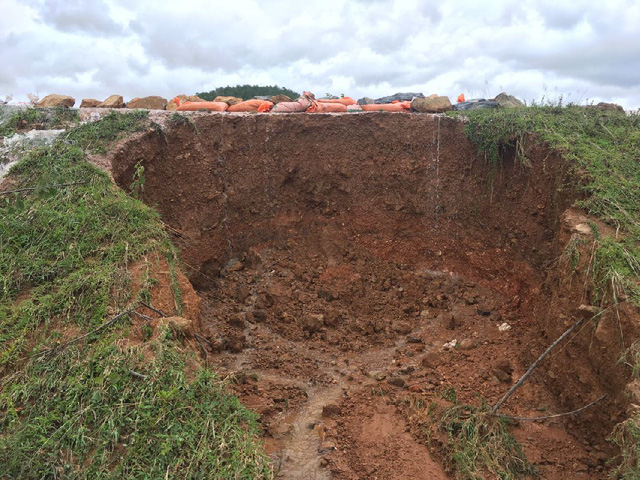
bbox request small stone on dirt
[407,335,422,344]
[577,304,600,320]
[387,377,406,388]
[322,403,342,417]
[226,258,244,272]
[421,352,445,368]
[458,338,478,350]
[229,314,245,329]
[368,370,386,381]
[302,314,325,333]
[497,322,512,331]
[392,321,412,335]
[247,309,267,323]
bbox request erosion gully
[106,111,637,478]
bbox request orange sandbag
[307,101,347,113]
[257,101,274,112]
[317,97,357,106]
[361,102,411,112]
[228,99,273,112]
[177,101,228,112]
[457,93,465,103]
[271,91,315,113]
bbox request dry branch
[497,394,607,421]
[492,318,584,415]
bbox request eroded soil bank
[108,112,637,478]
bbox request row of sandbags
[176,92,415,114]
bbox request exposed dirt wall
[105,112,638,477]
[111,113,573,296]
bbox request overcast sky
[2,0,639,109]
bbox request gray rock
[452,99,499,111]
[374,92,424,104]
[357,97,375,105]
[493,92,524,108]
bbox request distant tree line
[197,85,300,101]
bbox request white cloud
[0,0,638,109]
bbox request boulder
[270,94,291,104]
[80,98,101,108]
[126,96,167,110]
[213,96,243,105]
[36,94,75,108]
[493,92,524,108]
[375,92,424,104]
[357,97,375,105]
[166,94,205,111]
[97,95,124,108]
[588,102,625,113]
[411,96,452,113]
[452,99,499,111]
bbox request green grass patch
[413,391,534,480]
[453,105,640,306]
[0,111,273,478]
[0,107,78,137]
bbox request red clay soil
[104,112,639,479]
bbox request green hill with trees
[197,84,300,101]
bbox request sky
[1,0,639,109]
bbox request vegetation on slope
[197,84,300,101]
[410,388,535,480]
[457,105,640,306]
[452,105,640,478]
[0,111,272,478]
[0,106,78,137]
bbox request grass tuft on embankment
[0,111,272,479]
[453,105,640,478]
[0,106,78,137]
[410,390,535,480]
[454,105,640,306]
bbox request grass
[0,111,273,478]
[453,104,640,478]
[453,105,640,306]
[411,390,534,480]
[0,107,78,137]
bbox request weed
[130,161,146,199]
[610,416,640,480]
[0,107,78,137]
[168,112,200,134]
[0,111,272,478]
[453,106,640,306]
[414,389,534,479]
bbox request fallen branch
[0,181,88,196]
[31,308,136,358]
[497,394,607,421]
[129,370,148,380]
[140,301,167,318]
[492,318,584,415]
